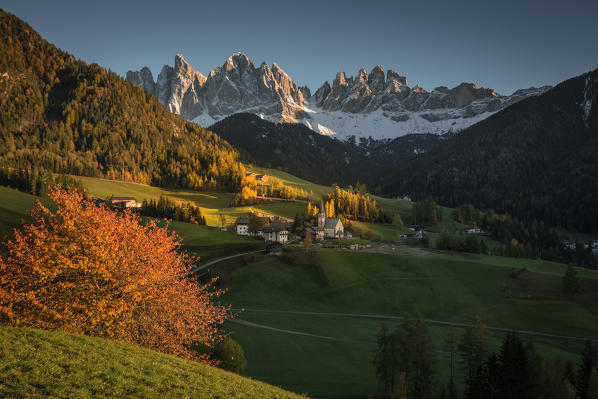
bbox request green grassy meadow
[0,186,53,236]
[249,166,333,200]
[0,326,305,399]
[73,176,310,226]
[351,220,411,240]
[217,249,598,398]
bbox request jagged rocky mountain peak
[357,68,368,82]
[387,69,408,85]
[412,84,427,93]
[126,53,552,139]
[368,65,385,91]
[224,52,253,71]
[333,72,348,88]
[126,66,156,94]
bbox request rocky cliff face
[126,54,550,139]
[125,67,155,94]
[127,53,309,124]
[312,66,548,120]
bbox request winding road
[189,249,264,274]
[230,308,598,343]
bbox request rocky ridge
[126,53,551,139]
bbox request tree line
[451,204,596,268]
[373,316,598,399]
[139,196,206,225]
[324,184,392,223]
[0,166,84,197]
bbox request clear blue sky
[3,0,597,95]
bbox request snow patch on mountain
[300,104,497,140]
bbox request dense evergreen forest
[209,113,444,189]
[0,10,244,192]
[382,70,598,234]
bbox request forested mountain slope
[384,69,598,233]
[209,113,444,189]
[0,9,244,191]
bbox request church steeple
[318,200,326,228]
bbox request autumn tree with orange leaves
[0,187,227,361]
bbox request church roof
[324,218,342,229]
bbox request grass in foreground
[0,326,306,399]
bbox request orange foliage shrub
[0,187,227,361]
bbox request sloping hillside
[384,69,598,233]
[209,113,444,188]
[0,326,306,398]
[0,9,243,191]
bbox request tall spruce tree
[374,324,398,395]
[578,341,598,399]
[497,332,532,399]
[395,313,436,399]
[459,318,490,396]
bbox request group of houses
[234,215,292,244]
[234,201,352,244]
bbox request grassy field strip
[232,308,598,343]
[229,319,454,357]
[313,276,454,295]
[229,319,375,345]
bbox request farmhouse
[245,172,268,182]
[111,197,142,209]
[304,225,325,241]
[234,216,249,235]
[263,223,289,244]
[255,174,268,182]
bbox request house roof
[324,218,342,229]
[112,197,137,201]
[263,223,288,233]
[235,217,249,225]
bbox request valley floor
[1,181,596,398]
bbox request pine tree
[563,263,581,298]
[497,332,532,399]
[588,367,598,399]
[459,317,490,393]
[578,341,598,399]
[373,324,398,395]
[395,313,436,399]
